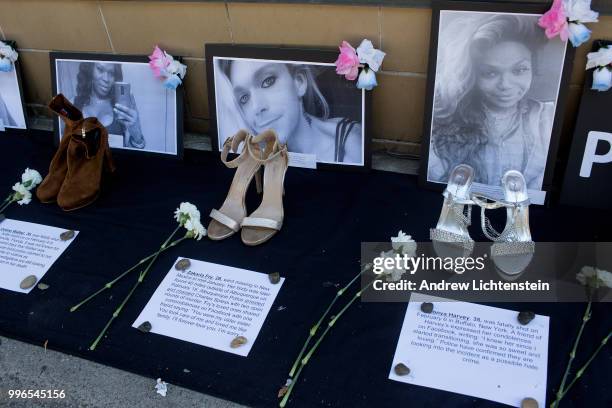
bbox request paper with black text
[390,293,549,407]
[133,258,284,356]
[0,218,78,293]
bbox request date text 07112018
[7,390,66,399]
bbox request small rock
[183,368,190,373]
[421,302,434,314]
[521,397,538,408]
[268,272,280,284]
[230,336,248,348]
[394,363,410,376]
[517,311,535,325]
[37,283,49,290]
[60,230,75,241]
[20,275,37,290]
[137,321,152,333]
[322,281,337,288]
[174,258,191,271]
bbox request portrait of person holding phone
[73,62,145,149]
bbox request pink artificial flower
[538,0,569,41]
[334,41,360,81]
[148,45,171,78]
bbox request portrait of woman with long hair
[73,62,145,149]
[215,59,363,165]
[428,12,566,190]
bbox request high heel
[430,164,475,260]
[240,129,288,246]
[208,130,264,240]
[475,170,534,277]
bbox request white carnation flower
[391,230,417,256]
[12,182,32,205]
[184,218,206,241]
[576,266,612,289]
[378,250,405,282]
[21,168,42,190]
[174,202,200,225]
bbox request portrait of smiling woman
[426,11,568,192]
[213,57,364,166]
[53,54,180,156]
[73,62,145,149]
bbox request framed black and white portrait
[419,1,574,204]
[51,52,183,158]
[206,44,371,170]
[0,40,27,131]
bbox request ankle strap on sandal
[247,129,287,164]
[220,130,252,168]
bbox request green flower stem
[556,328,611,403]
[280,277,377,408]
[551,301,592,408]
[287,265,369,378]
[89,233,187,351]
[69,235,184,312]
[0,196,16,214]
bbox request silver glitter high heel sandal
[473,170,535,278]
[430,164,475,260]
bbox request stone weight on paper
[517,311,535,325]
[20,275,37,289]
[394,363,410,376]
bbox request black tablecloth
[0,131,610,407]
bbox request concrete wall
[1,1,611,157]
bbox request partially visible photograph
[0,61,27,130]
[212,55,366,167]
[425,9,569,192]
[53,55,180,156]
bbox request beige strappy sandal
[208,130,263,240]
[240,130,288,246]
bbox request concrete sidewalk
[0,336,245,408]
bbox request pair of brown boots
[36,94,115,211]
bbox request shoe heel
[103,147,116,173]
[255,168,263,194]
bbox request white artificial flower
[586,45,612,70]
[184,218,206,240]
[0,41,18,62]
[576,266,612,288]
[564,0,599,23]
[356,39,386,72]
[154,378,168,397]
[12,182,32,205]
[391,230,417,257]
[174,202,200,225]
[378,250,405,282]
[21,168,42,190]
[166,59,187,79]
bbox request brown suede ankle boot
[36,94,83,203]
[57,117,115,211]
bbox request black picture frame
[559,39,612,209]
[418,0,575,204]
[0,40,28,132]
[205,43,372,171]
[50,51,184,159]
